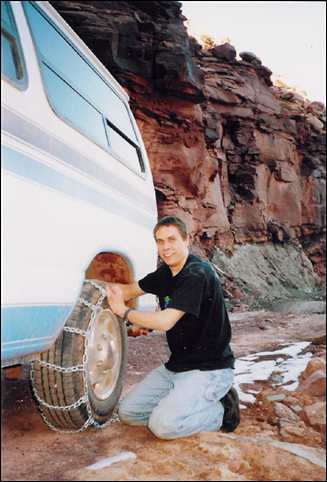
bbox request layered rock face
[51,1,326,278]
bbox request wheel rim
[86,309,122,400]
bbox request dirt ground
[1,308,326,481]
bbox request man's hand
[106,286,128,318]
[106,282,145,302]
[107,286,185,331]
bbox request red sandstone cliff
[51,1,326,278]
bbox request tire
[31,279,127,431]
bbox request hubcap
[86,309,122,400]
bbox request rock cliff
[51,1,326,281]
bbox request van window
[1,1,27,87]
[24,1,144,173]
[106,120,144,172]
[43,64,108,150]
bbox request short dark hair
[153,216,188,240]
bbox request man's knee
[118,399,143,426]
[118,400,132,425]
[148,411,178,440]
[118,400,137,425]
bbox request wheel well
[85,252,151,336]
[85,252,136,309]
[85,252,133,284]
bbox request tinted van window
[24,2,144,173]
[43,64,108,150]
[1,1,26,87]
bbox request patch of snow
[278,352,313,391]
[234,342,313,404]
[241,342,310,360]
[86,452,137,470]
[269,441,326,469]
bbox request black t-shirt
[138,254,235,372]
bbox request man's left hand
[106,286,127,318]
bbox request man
[106,215,240,440]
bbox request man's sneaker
[220,386,240,432]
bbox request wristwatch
[122,307,134,323]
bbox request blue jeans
[118,364,234,440]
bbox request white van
[1,1,158,431]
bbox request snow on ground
[234,341,312,407]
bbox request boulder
[297,370,326,397]
[279,421,307,439]
[303,402,326,432]
[306,113,324,131]
[307,101,326,116]
[300,358,326,380]
[273,402,300,422]
[210,43,237,61]
[239,51,262,66]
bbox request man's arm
[106,282,145,302]
[106,286,184,332]
[126,308,184,332]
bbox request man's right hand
[105,282,145,302]
[106,286,127,318]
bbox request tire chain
[30,280,123,433]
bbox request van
[1,0,158,431]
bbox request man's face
[155,225,189,268]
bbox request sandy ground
[1,309,326,481]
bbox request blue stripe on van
[1,304,73,361]
[2,145,154,229]
[2,106,152,208]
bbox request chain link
[37,360,84,373]
[31,280,120,433]
[79,297,101,312]
[40,413,93,434]
[63,326,88,336]
[88,279,107,297]
[34,389,88,411]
